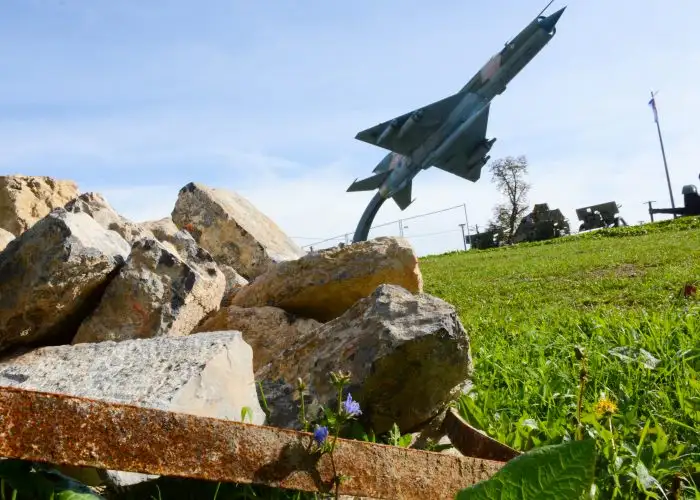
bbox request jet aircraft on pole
[347,4,566,215]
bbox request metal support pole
[462,203,471,246]
[458,223,467,251]
[650,91,676,218]
[643,200,656,223]
[398,220,404,237]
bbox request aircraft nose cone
[540,6,566,31]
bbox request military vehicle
[466,229,500,250]
[512,203,570,243]
[649,175,700,219]
[576,201,628,232]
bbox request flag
[648,95,659,123]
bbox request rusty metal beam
[0,387,503,499]
[442,408,521,462]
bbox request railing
[0,386,511,499]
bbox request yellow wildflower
[594,394,618,418]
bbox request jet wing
[430,103,492,181]
[355,91,468,157]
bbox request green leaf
[454,439,597,500]
[457,395,487,431]
[240,406,253,424]
[397,433,413,448]
[387,423,402,446]
[681,396,700,422]
[385,423,414,448]
[678,347,700,372]
[649,423,669,457]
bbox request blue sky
[1,0,698,256]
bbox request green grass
[420,216,700,499]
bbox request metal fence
[292,201,654,257]
[293,203,475,256]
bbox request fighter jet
[347,4,566,211]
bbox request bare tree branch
[486,155,531,243]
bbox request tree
[487,155,531,244]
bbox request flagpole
[649,90,676,217]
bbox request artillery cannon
[576,201,627,232]
[648,176,700,219]
[512,203,570,244]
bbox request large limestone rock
[171,182,305,280]
[256,284,472,434]
[142,217,250,305]
[73,232,226,344]
[0,208,130,353]
[65,192,151,244]
[0,228,13,252]
[231,236,423,322]
[141,216,179,241]
[0,175,79,236]
[0,331,266,486]
[220,265,249,306]
[194,305,322,371]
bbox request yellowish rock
[0,208,130,352]
[256,284,472,434]
[73,234,225,344]
[231,236,423,322]
[193,305,321,372]
[171,182,305,280]
[0,175,79,236]
[0,228,14,252]
[140,217,180,243]
[219,265,250,306]
[65,192,151,244]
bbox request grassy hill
[420,216,700,498]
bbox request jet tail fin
[392,181,414,211]
[347,171,391,192]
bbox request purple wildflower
[342,393,362,417]
[313,425,329,445]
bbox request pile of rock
[0,175,474,489]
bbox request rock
[256,284,472,434]
[171,182,305,280]
[0,175,79,237]
[65,192,151,244]
[101,471,159,489]
[0,208,131,353]
[0,228,14,252]
[220,265,249,306]
[193,305,322,371]
[0,331,266,487]
[408,408,463,457]
[140,217,180,245]
[72,232,225,344]
[231,236,423,322]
